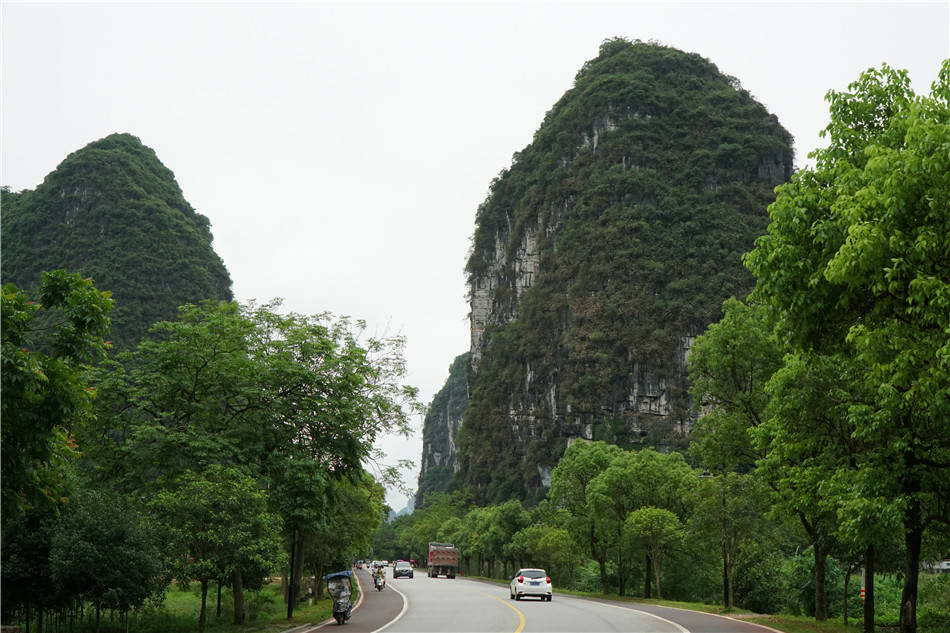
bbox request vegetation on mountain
[457,38,793,502]
[1,133,233,349]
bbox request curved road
[296,567,780,633]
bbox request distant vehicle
[394,561,414,578]
[427,542,459,579]
[510,568,552,601]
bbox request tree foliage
[745,60,950,633]
[1,270,112,524]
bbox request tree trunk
[722,543,730,609]
[644,553,652,598]
[653,556,662,600]
[617,539,625,597]
[292,533,307,606]
[94,602,100,633]
[900,499,922,633]
[814,542,828,620]
[727,558,735,610]
[841,565,851,626]
[216,582,222,617]
[316,563,325,599]
[287,530,297,618]
[864,545,875,633]
[198,580,208,633]
[232,567,246,625]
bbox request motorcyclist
[324,571,353,625]
[373,564,386,590]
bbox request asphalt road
[292,567,781,633]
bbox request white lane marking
[555,594,689,633]
[634,603,787,633]
[370,575,409,633]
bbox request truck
[427,542,459,578]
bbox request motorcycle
[374,572,386,591]
[322,571,353,625]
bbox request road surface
[296,567,781,633]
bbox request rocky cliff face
[415,353,469,508]
[456,39,793,504]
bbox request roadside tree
[745,61,950,633]
[1,270,112,525]
[624,507,684,600]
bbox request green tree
[492,500,532,576]
[687,472,775,609]
[1,270,112,525]
[89,299,418,619]
[1,507,61,630]
[49,488,163,633]
[687,297,843,617]
[150,466,285,633]
[687,297,782,473]
[548,440,623,594]
[745,61,950,633]
[507,524,583,588]
[304,472,387,597]
[624,507,684,599]
[587,448,696,597]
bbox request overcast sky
[3,1,948,511]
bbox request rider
[373,564,385,586]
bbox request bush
[734,539,787,613]
[917,573,950,633]
[573,559,614,593]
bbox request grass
[743,614,864,633]
[37,580,348,633]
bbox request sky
[3,1,948,511]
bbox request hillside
[1,133,233,348]
[449,38,793,503]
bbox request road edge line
[369,578,408,633]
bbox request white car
[509,568,552,601]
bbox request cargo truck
[427,542,459,578]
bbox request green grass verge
[56,581,342,633]
[743,614,864,633]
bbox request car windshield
[396,562,410,568]
[520,569,546,579]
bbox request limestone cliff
[415,353,469,508]
[456,39,793,504]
